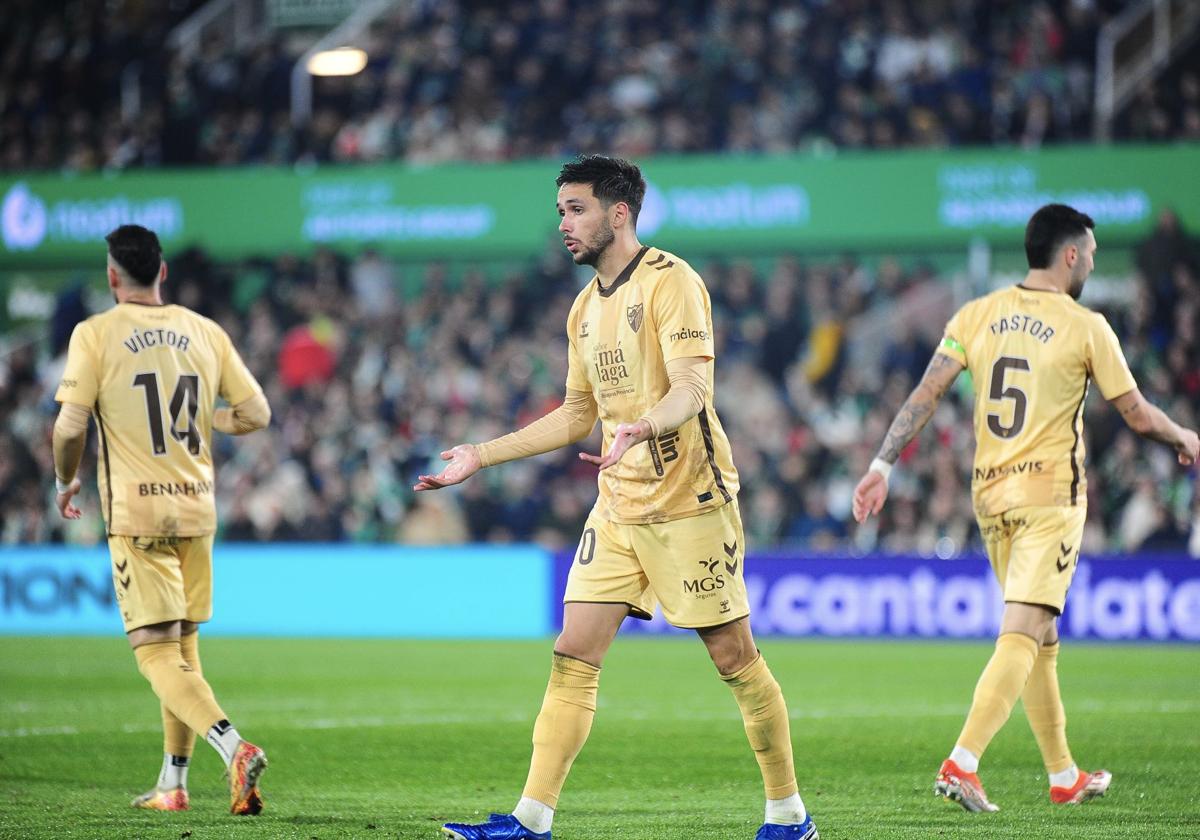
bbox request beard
[1067,266,1088,300]
[572,219,616,267]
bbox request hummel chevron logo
[115,559,128,573]
[723,541,738,558]
[119,575,131,590]
[1056,542,1073,573]
[724,558,739,576]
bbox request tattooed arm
[876,352,965,463]
[1110,388,1199,465]
[852,351,965,523]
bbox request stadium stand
[2,217,1196,553]
[2,0,1197,172]
[0,0,1196,555]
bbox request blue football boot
[755,814,819,840]
[441,813,550,840]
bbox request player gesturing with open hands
[431,156,817,840]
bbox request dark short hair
[1024,204,1094,269]
[105,224,162,286]
[556,154,646,224]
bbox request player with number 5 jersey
[852,204,1199,815]
[52,224,272,816]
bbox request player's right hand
[1178,428,1200,466]
[851,470,889,523]
[413,444,482,491]
[55,477,83,520]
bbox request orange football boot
[131,787,189,811]
[934,758,999,812]
[1050,768,1112,804]
[227,740,268,815]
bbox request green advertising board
[1,145,1196,268]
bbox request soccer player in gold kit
[52,225,272,815]
[416,156,817,840]
[853,204,1199,813]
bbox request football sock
[1049,764,1081,788]
[721,654,799,802]
[765,792,807,825]
[133,641,227,756]
[160,632,203,758]
[956,632,1039,760]
[949,745,979,773]
[205,719,242,768]
[157,753,190,790]
[521,653,600,810]
[1022,641,1075,775]
[512,796,554,834]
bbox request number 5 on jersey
[133,372,201,456]
[987,356,1031,439]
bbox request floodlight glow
[307,48,368,77]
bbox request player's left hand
[55,478,83,520]
[852,470,889,523]
[580,420,653,471]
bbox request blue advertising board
[4,545,1197,641]
[0,545,551,637]
[551,553,1200,642]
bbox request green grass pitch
[1,636,1198,839]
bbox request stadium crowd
[2,210,1197,555]
[3,0,1198,172]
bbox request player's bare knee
[552,631,607,667]
[127,620,183,649]
[697,621,756,675]
[552,642,604,668]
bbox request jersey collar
[596,246,649,298]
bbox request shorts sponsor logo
[684,558,726,597]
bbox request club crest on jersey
[626,303,643,333]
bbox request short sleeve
[655,268,715,362]
[937,306,968,366]
[218,328,262,405]
[55,322,100,407]
[1087,314,1137,399]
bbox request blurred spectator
[3,0,1197,172]
[9,228,1196,556]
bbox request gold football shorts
[976,505,1087,614]
[107,534,214,633]
[564,500,750,629]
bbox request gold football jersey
[55,302,263,537]
[566,246,739,524]
[937,285,1136,517]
